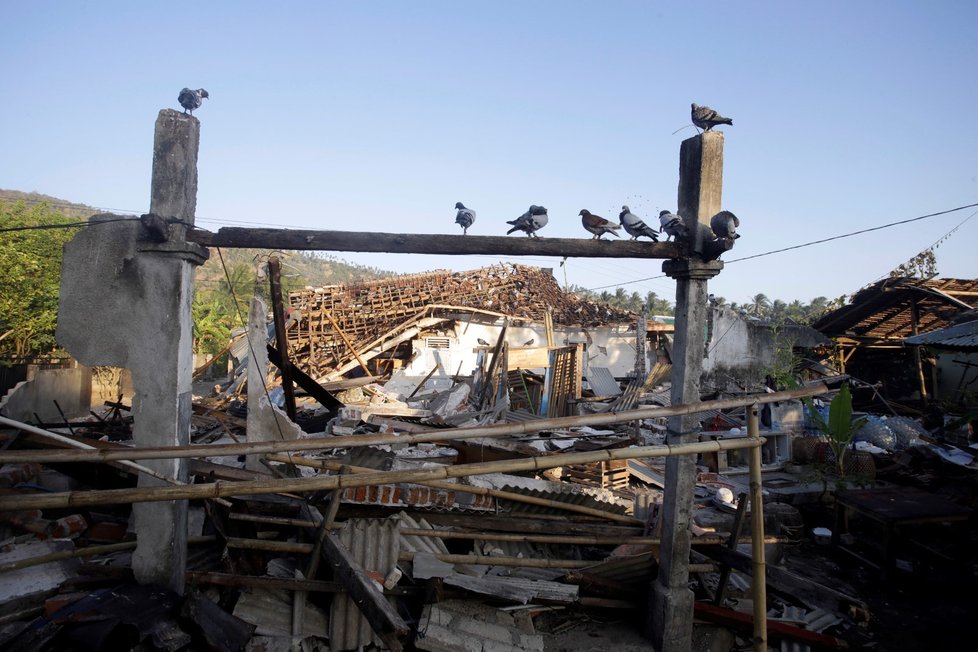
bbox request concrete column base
[650,580,696,652]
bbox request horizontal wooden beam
[187,227,682,259]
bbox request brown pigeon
[580,209,621,239]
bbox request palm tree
[747,293,770,317]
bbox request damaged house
[3,110,977,652]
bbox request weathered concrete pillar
[245,296,302,472]
[650,131,725,651]
[57,109,207,592]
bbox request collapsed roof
[286,263,636,379]
[812,277,978,345]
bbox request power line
[585,201,978,291]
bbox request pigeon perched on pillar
[659,210,688,241]
[506,205,549,237]
[178,88,209,115]
[454,202,476,235]
[710,210,740,240]
[579,210,621,239]
[691,103,732,131]
[619,206,659,241]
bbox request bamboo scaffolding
[0,437,765,511]
[264,454,640,524]
[0,384,827,465]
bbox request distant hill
[0,189,394,287]
[0,189,100,220]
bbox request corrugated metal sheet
[329,518,400,651]
[586,367,622,397]
[904,319,978,350]
[579,550,657,586]
[497,485,630,516]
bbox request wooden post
[910,299,929,402]
[747,404,768,651]
[268,257,297,421]
[651,131,725,652]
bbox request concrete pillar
[650,132,725,651]
[56,109,207,592]
[246,297,302,472]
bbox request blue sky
[2,1,976,305]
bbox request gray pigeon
[710,210,740,239]
[454,202,476,235]
[506,205,548,237]
[178,88,209,115]
[619,205,659,241]
[691,103,732,131]
[580,209,621,239]
[659,210,688,241]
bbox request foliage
[805,383,868,478]
[569,285,674,317]
[0,200,79,360]
[888,248,938,280]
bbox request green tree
[0,201,78,360]
[746,293,770,317]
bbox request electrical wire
[585,201,978,291]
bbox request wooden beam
[319,531,409,651]
[188,227,682,259]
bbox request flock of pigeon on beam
[458,103,737,243]
[456,201,740,246]
[177,88,737,246]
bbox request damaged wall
[399,320,648,385]
[0,364,92,423]
[702,305,828,384]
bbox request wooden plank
[188,227,682,259]
[506,346,551,370]
[702,546,867,613]
[444,573,579,604]
[694,602,850,650]
[320,531,409,652]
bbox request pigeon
[659,210,688,241]
[579,210,621,239]
[522,339,535,347]
[710,210,740,240]
[619,205,659,241]
[454,202,476,235]
[477,338,490,346]
[506,205,548,237]
[691,103,732,131]
[178,88,209,115]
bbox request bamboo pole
[0,414,211,493]
[265,454,640,524]
[323,308,371,377]
[0,436,764,511]
[747,404,768,652]
[225,512,780,547]
[0,384,827,465]
[0,536,217,574]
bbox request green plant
[805,383,868,479]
